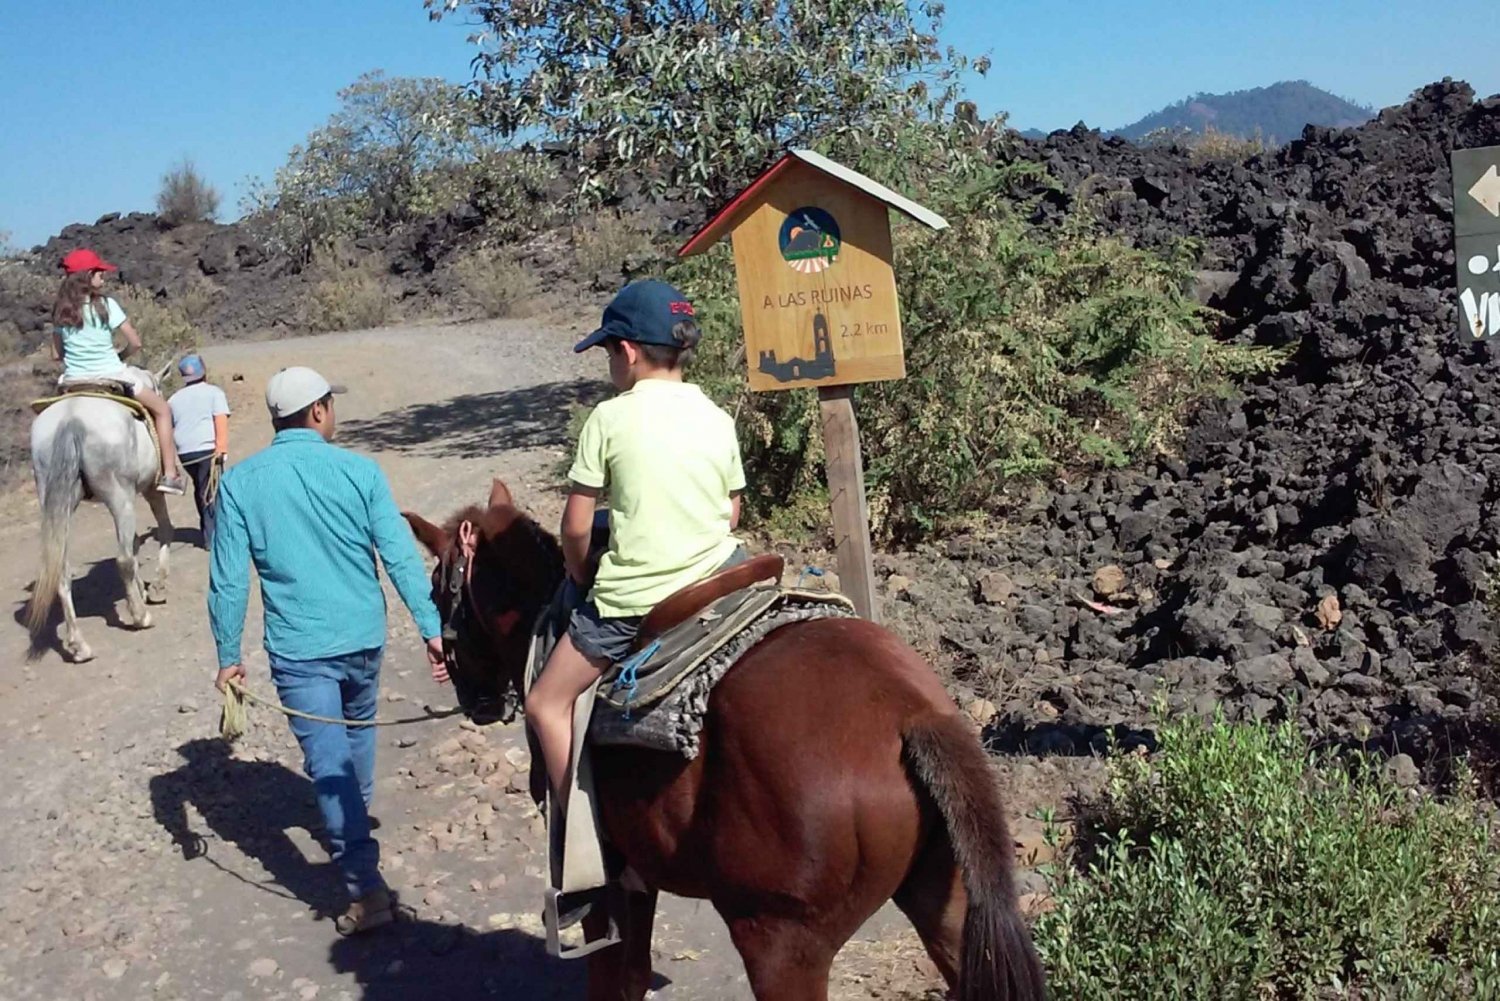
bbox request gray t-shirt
[168,381,230,455]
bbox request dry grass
[451,250,536,318]
[114,285,201,381]
[0,262,53,362]
[174,277,222,326]
[301,251,392,333]
[571,210,661,281]
[0,321,24,364]
[156,158,221,225]
[1189,126,1266,164]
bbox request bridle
[437,519,525,724]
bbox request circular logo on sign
[779,207,841,274]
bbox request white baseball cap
[265,366,346,419]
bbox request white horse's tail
[26,418,86,641]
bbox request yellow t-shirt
[568,379,745,618]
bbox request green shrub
[156,158,220,225]
[670,163,1284,541]
[465,149,562,243]
[300,252,391,332]
[452,250,536,318]
[1034,713,1500,1000]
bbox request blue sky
[2,1,1497,248]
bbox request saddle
[636,553,784,648]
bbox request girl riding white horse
[25,249,180,661]
[50,248,185,494]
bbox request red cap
[60,249,118,274]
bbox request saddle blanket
[32,387,149,420]
[528,582,857,759]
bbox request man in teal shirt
[208,366,447,936]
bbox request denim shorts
[567,547,749,665]
[567,601,643,664]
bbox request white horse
[25,373,174,662]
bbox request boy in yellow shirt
[525,280,745,808]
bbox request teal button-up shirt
[208,429,441,670]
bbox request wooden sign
[730,166,903,391]
[680,150,948,621]
[682,150,946,392]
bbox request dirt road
[0,317,953,1000]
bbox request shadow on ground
[16,556,140,659]
[149,738,342,915]
[150,739,654,996]
[339,380,603,459]
[328,920,602,1000]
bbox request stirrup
[543,886,620,959]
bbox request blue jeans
[270,647,385,900]
[180,450,218,548]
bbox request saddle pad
[32,389,149,421]
[595,582,784,711]
[589,592,858,759]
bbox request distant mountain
[1112,81,1374,144]
[1012,81,1375,146]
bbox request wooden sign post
[680,150,949,622]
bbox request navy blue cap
[573,280,697,353]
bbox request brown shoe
[335,887,394,937]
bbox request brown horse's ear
[403,512,448,557]
[487,478,514,511]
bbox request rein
[439,519,524,724]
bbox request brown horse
[404,480,1045,1001]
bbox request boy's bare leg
[525,634,608,808]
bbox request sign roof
[679,149,949,257]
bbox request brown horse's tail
[903,714,1046,1001]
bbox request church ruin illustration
[758,311,837,382]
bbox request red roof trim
[677,152,797,257]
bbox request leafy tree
[426,0,982,202]
[242,71,483,265]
